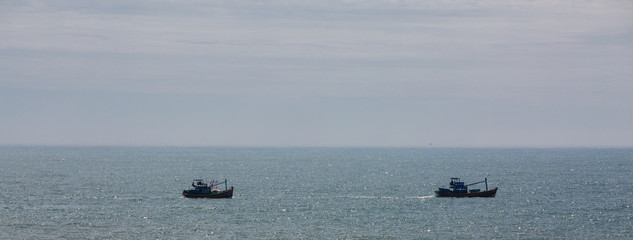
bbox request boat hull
[435,187,497,198]
[183,187,234,198]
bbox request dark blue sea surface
[1,147,632,239]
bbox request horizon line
[1,144,632,149]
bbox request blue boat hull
[183,187,234,198]
[435,187,497,198]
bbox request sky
[1,0,632,147]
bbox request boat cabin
[193,179,208,188]
[449,178,468,193]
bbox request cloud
[1,0,632,146]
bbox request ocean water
[0,147,632,239]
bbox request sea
[0,147,631,239]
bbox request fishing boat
[435,178,497,197]
[183,179,233,198]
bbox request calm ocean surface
[1,147,631,239]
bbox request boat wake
[416,195,435,199]
[337,195,435,200]
[337,195,398,199]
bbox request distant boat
[435,178,497,197]
[183,179,233,198]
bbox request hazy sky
[1,0,632,147]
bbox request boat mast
[465,178,489,190]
